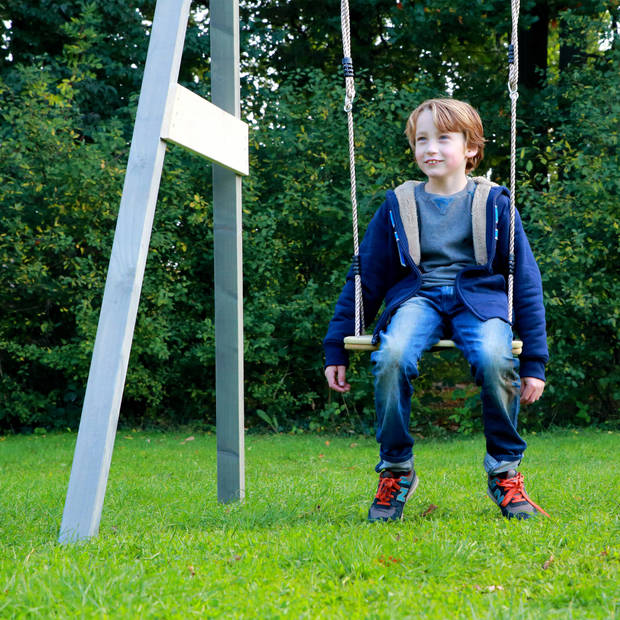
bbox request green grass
[0,429,618,618]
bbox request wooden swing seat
[344,335,523,356]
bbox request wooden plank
[163,84,249,175]
[58,0,193,544]
[211,0,245,504]
[343,335,524,356]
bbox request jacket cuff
[519,359,546,382]
[324,341,349,368]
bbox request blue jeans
[370,286,525,474]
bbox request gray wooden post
[59,0,247,543]
[211,0,245,503]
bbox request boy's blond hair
[405,98,485,173]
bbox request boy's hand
[520,377,545,405]
[325,365,351,393]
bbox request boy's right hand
[324,365,351,393]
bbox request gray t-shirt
[415,179,476,289]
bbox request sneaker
[487,469,550,520]
[368,469,418,522]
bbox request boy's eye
[439,135,450,140]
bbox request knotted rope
[507,0,520,324]
[341,0,364,336]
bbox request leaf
[421,504,438,517]
[543,554,554,570]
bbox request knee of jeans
[473,342,516,384]
[373,333,417,377]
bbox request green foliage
[0,59,122,428]
[517,20,620,426]
[0,1,213,142]
[0,3,617,431]
[0,20,218,429]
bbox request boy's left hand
[520,377,545,405]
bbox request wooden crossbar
[162,84,249,175]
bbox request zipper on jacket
[491,190,502,260]
[454,267,490,323]
[389,209,407,267]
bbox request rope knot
[507,76,519,98]
[344,78,356,112]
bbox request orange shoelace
[375,476,402,506]
[496,472,550,518]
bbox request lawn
[0,428,618,618]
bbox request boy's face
[414,108,477,186]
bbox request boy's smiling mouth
[425,159,442,165]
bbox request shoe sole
[400,473,419,521]
[486,487,500,506]
[486,487,536,519]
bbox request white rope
[341,0,364,336]
[507,0,520,324]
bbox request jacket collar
[393,176,498,267]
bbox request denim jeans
[370,286,526,474]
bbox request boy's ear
[465,145,478,159]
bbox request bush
[0,10,617,433]
[518,36,620,426]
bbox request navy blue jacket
[323,179,549,380]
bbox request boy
[323,98,549,522]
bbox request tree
[0,1,617,431]
[0,1,211,135]
[0,15,218,429]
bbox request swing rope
[507,0,520,324]
[340,0,364,336]
[339,0,522,347]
